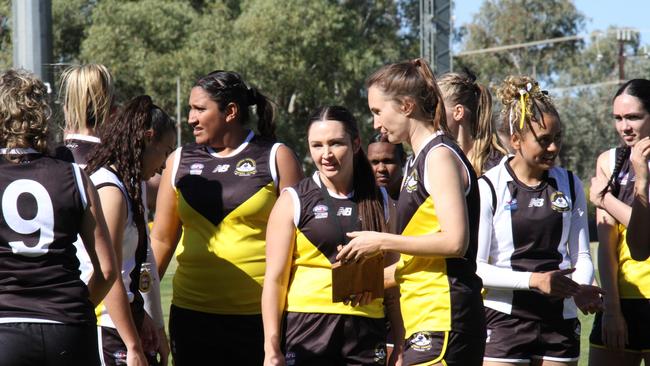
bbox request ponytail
[471,84,508,174]
[248,86,276,139]
[367,58,448,134]
[411,58,449,133]
[195,70,276,140]
[600,146,630,198]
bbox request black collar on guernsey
[318,174,358,246]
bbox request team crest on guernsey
[550,191,570,212]
[409,331,433,351]
[234,158,257,176]
[189,163,204,175]
[404,170,419,193]
[139,264,152,293]
[313,204,328,219]
[373,343,387,363]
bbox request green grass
[158,248,598,365]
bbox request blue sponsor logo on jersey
[313,204,328,219]
[504,198,518,211]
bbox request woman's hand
[335,231,385,263]
[590,175,609,209]
[630,137,650,184]
[342,291,373,307]
[601,307,628,350]
[573,284,605,314]
[263,349,286,366]
[529,268,581,297]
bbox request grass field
[159,256,597,366]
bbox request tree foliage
[456,0,585,85]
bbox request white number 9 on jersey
[2,179,55,256]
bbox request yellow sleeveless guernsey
[612,148,650,298]
[395,133,485,338]
[171,132,280,314]
[285,174,383,318]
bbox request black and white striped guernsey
[477,157,593,320]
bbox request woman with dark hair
[588,79,650,366]
[85,95,176,366]
[438,70,509,174]
[151,70,303,365]
[0,69,117,365]
[262,105,393,366]
[477,75,599,366]
[337,58,486,366]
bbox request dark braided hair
[194,70,275,139]
[307,106,387,233]
[600,147,631,198]
[601,79,650,198]
[85,95,175,230]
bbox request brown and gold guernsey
[171,131,280,315]
[0,150,95,324]
[609,148,650,298]
[395,132,485,338]
[284,173,384,318]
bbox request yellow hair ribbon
[519,91,528,130]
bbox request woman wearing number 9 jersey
[0,69,117,365]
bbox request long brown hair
[366,58,449,134]
[439,71,508,174]
[307,106,386,232]
[85,95,175,227]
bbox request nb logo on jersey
[528,198,545,208]
[337,207,352,216]
[212,164,230,173]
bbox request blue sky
[453,0,649,45]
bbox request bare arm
[78,173,117,305]
[151,153,182,278]
[591,151,632,227]
[98,186,148,365]
[275,144,304,192]
[262,191,296,366]
[626,137,650,259]
[338,147,469,261]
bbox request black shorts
[402,330,485,366]
[169,305,264,366]
[283,312,386,366]
[0,322,100,366]
[590,298,650,352]
[98,326,160,366]
[484,308,580,363]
